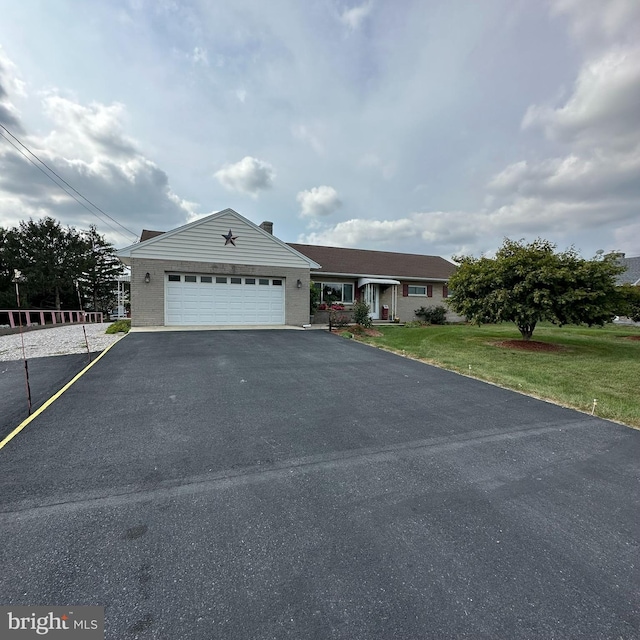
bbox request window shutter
[402,284,409,297]
[443,285,448,298]
[427,285,433,297]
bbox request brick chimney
[259,221,273,234]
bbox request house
[616,255,640,287]
[287,243,457,322]
[116,208,457,327]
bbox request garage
[165,274,285,325]
[116,209,320,328]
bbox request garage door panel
[165,275,285,325]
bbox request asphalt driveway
[0,330,638,639]
[0,353,93,440]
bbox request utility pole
[13,269,32,415]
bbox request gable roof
[116,209,320,269]
[287,243,456,281]
[616,256,640,286]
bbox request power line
[0,123,139,243]
[0,128,132,242]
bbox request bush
[106,319,131,334]
[415,305,448,325]
[330,310,350,328]
[353,299,372,328]
[310,282,321,313]
[404,320,427,328]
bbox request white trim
[357,277,401,287]
[315,281,355,304]
[313,271,449,282]
[407,285,427,296]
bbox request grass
[105,319,131,334]
[354,322,640,428]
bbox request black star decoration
[222,229,238,246]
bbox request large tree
[447,238,625,340]
[0,217,124,313]
[78,225,125,313]
[8,217,87,311]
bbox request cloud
[339,1,373,31]
[297,185,342,218]
[191,47,209,66]
[550,0,640,48]
[40,95,138,158]
[214,156,275,196]
[488,151,640,202]
[291,124,324,155]
[298,190,637,255]
[358,152,395,179]
[0,48,24,132]
[0,52,197,244]
[522,47,640,150]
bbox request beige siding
[310,276,462,322]
[131,257,310,327]
[395,281,463,322]
[130,211,311,268]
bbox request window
[184,275,197,283]
[273,279,283,286]
[317,282,354,304]
[408,286,426,296]
[245,278,256,285]
[168,274,181,282]
[259,278,269,285]
[230,277,242,284]
[201,276,212,283]
[216,277,227,284]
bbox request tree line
[0,217,124,313]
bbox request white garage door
[165,274,285,325]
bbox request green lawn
[355,323,640,428]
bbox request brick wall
[382,282,464,322]
[130,257,310,327]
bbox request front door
[363,283,380,319]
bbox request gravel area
[0,323,124,362]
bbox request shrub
[353,299,372,328]
[330,310,350,328]
[310,282,321,313]
[404,320,427,328]
[106,319,131,334]
[415,305,448,325]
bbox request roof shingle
[287,243,456,280]
[617,256,640,286]
[139,229,165,242]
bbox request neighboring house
[116,208,458,327]
[287,243,457,322]
[616,255,640,287]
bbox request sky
[0,0,639,261]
